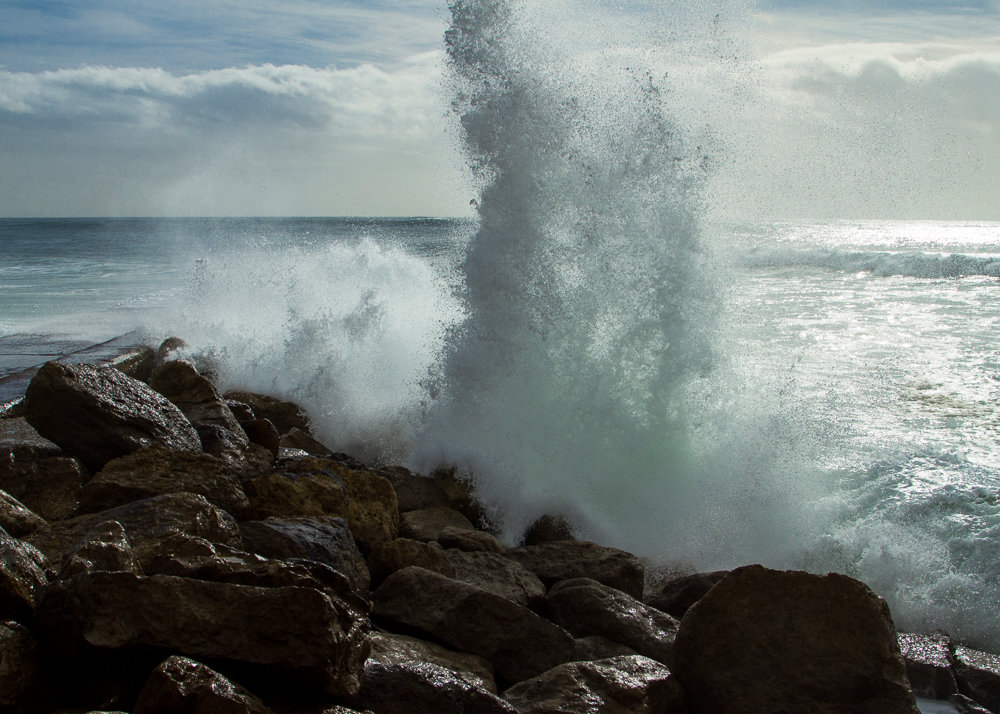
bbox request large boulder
[58,520,142,579]
[372,566,574,685]
[644,570,729,619]
[147,360,245,436]
[367,538,455,586]
[0,620,40,707]
[954,645,1000,713]
[245,470,349,520]
[897,632,957,700]
[442,549,545,607]
[672,565,919,714]
[378,466,449,512]
[507,540,645,599]
[0,489,45,538]
[437,526,507,555]
[23,362,201,470]
[369,631,497,694]
[546,577,678,665]
[223,391,310,435]
[356,659,517,714]
[0,417,84,520]
[501,655,686,714]
[134,655,272,714]
[399,507,475,542]
[40,571,370,697]
[0,529,50,619]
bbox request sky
[0,0,998,218]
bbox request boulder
[245,470,348,521]
[0,417,84,520]
[279,428,333,455]
[79,447,250,519]
[379,466,449,512]
[672,565,919,714]
[239,517,369,595]
[195,423,267,472]
[546,578,678,665]
[897,632,957,699]
[501,655,686,714]
[443,549,545,607]
[0,620,40,706]
[400,507,475,543]
[241,418,281,458]
[23,361,202,470]
[368,538,455,585]
[950,693,994,713]
[356,660,516,714]
[573,636,639,662]
[223,391,309,434]
[0,489,45,538]
[59,520,142,579]
[437,526,507,554]
[40,571,370,697]
[369,630,497,693]
[520,514,576,545]
[147,360,245,436]
[134,655,272,714]
[954,645,1000,713]
[507,541,645,599]
[644,570,729,619]
[372,566,574,685]
[0,529,50,618]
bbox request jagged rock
[432,469,489,528]
[573,636,639,662]
[372,566,574,684]
[546,577,678,665]
[40,571,370,697]
[437,526,506,554]
[501,655,686,714]
[154,337,187,366]
[279,428,333,455]
[196,423,267,472]
[241,418,281,457]
[898,632,957,699]
[379,466,449,512]
[148,360,245,435]
[356,660,516,714]
[134,655,272,714]
[23,361,202,471]
[223,391,310,435]
[399,507,475,542]
[59,520,142,578]
[644,570,729,619]
[245,470,349,520]
[0,620,40,706]
[443,549,545,607]
[368,538,455,585]
[0,417,84,520]
[672,565,919,714]
[507,541,645,599]
[0,489,45,538]
[27,492,242,564]
[370,631,497,693]
[0,529,50,618]
[79,447,250,519]
[950,693,994,713]
[521,514,576,545]
[113,344,156,382]
[239,517,370,595]
[226,399,255,423]
[954,645,1000,713]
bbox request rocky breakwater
[0,339,998,713]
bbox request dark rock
[379,466,449,512]
[547,577,678,665]
[79,447,250,519]
[154,337,188,366]
[0,620,40,706]
[507,540,645,599]
[897,632,957,699]
[59,520,142,579]
[437,526,507,554]
[950,693,994,713]
[195,423,266,471]
[672,565,919,714]
[148,360,245,434]
[521,514,576,545]
[0,417,84,520]
[372,566,574,685]
[112,344,155,382]
[954,645,1000,713]
[399,507,475,542]
[0,529,50,618]
[369,630,496,693]
[644,570,729,619]
[0,489,45,538]
[23,361,201,471]
[279,427,333,455]
[40,571,370,697]
[356,659,516,714]
[501,655,686,714]
[368,538,455,585]
[245,470,348,520]
[223,391,309,435]
[432,468,490,529]
[226,399,256,423]
[443,549,545,607]
[134,655,272,714]
[239,517,369,595]
[572,636,639,662]
[241,418,281,457]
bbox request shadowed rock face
[357,660,516,714]
[0,418,84,519]
[507,540,645,599]
[134,655,272,714]
[672,565,920,714]
[0,530,50,619]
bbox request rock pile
[0,340,998,713]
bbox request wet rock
[379,466,449,512]
[356,660,517,714]
[437,526,506,554]
[644,570,729,619]
[239,517,370,595]
[573,635,639,662]
[59,520,142,579]
[134,655,272,714]
[0,620,40,706]
[950,693,994,713]
[507,540,645,599]
[241,418,281,457]
[154,337,187,366]
[954,645,1000,713]
[0,489,45,538]
[223,391,310,435]
[148,360,245,435]
[443,549,545,607]
[520,514,576,545]
[501,655,686,714]
[0,417,84,520]
[898,632,957,699]
[367,538,455,585]
[672,565,919,714]
[432,468,489,528]
[79,447,250,519]
[369,630,497,694]
[279,427,333,455]
[112,344,156,382]
[195,423,266,472]
[23,361,202,471]
[372,566,574,685]
[547,577,678,665]
[399,507,475,542]
[40,571,370,697]
[0,529,50,618]
[245,470,349,520]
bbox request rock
[134,655,272,714]
[501,655,686,714]
[897,632,957,699]
[0,529,50,618]
[0,489,45,538]
[379,466,449,512]
[154,337,187,366]
[672,565,919,714]
[954,645,1000,713]
[432,468,490,528]
[23,361,201,471]
[368,538,455,585]
[546,577,678,665]
[59,520,142,578]
[369,630,497,693]
[112,344,156,382]
[521,514,576,545]
[241,418,281,457]
[399,507,475,542]
[372,566,574,685]
[950,693,994,713]
[0,620,40,706]
[79,447,251,519]
[443,549,545,607]
[223,391,310,435]
[148,360,245,436]
[0,417,84,520]
[507,541,645,599]
[245,470,349,520]
[27,492,242,564]
[437,526,507,554]
[195,423,265,472]
[239,517,370,595]
[573,636,639,662]
[40,571,370,697]
[279,427,333,455]
[644,570,729,619]
[356,659,517,714]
